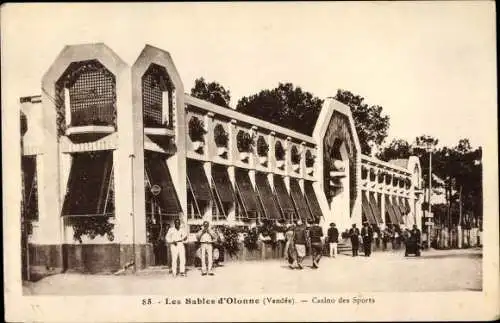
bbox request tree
[334,89,390,155]
[376,138,412,161]
[190,77,232,108]
[236,83,323,135]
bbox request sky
[1,2,496,148]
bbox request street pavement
[23,248,482,295]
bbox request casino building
[20,43,424,276]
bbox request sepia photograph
[2,2,498,322]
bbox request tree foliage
[191,77,232,108]
[334,89,390,155]
[376,138,412,161]
[236,83,323,135]
[378,135,482,227]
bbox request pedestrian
[361,222,373,257]
[383,228,390,251]
[166,218,187,277]
[349,224,360,257]
[373,226,380,249]
[293,219,308,269]
[284,223,297,269]
[394,228,401,249]
[327,223,339,257]
[309,219,324,268]
[196,221,217,276]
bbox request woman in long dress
[284,224,297,269]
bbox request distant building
[20,43,423,276]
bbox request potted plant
[237,131,255,162]
[275,141,285,169]
[257,136,269,165]
[305,150,315,175]
[188,116,207,152]
[218,225,241,259]
[214,124,229,156]
[70,215,115,244]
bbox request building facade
[20,43,424,276]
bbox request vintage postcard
[2,2,498,322]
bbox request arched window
[305,150,314,168]
[275,141,285,161]
[291,146,300,164]
[362,166,368,180]
[257,136,269,157]
[236,130,254,153]
[214,124,229,148]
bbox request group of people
[165,219,219,277]
[347,222,374,257]
[283,219,341,269]
[348,222,422,257]
[165,218,423,278]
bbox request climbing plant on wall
[237,131,255,153]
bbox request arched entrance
[322,111,359,230]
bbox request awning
[404,198,411,214]
[304,181,323,221]
[145,152,182,216]
[368,192,383,223]
[273,175,296,219]
[211,164,234,203]
[62,151,114,216]
[289,178,313,222]
[361,192,377,225]
[397,197,407,215]
[186,159,212,202]
[384,195,398,225]
[22,156,38,220]
[235,168,259,218]
[255,172,281,220]
[392,196,405,224]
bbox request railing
[70,104,115,127]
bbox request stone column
[227,120,237,225]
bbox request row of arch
[188,115,316,167]
[361,165,412,189]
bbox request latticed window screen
[67,61,116,127]
[142,64,174,128]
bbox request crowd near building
[20,43,425,277]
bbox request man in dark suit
[309,219,324,268]
[349,224,360,257]
[361,222,374,257]
[327,223,339,257]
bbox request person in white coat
[166,218,187,277]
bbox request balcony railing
[70,104,115,128]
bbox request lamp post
[129,154,136,273]
[415,140,436,249]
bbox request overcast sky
[1,2,496,148]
